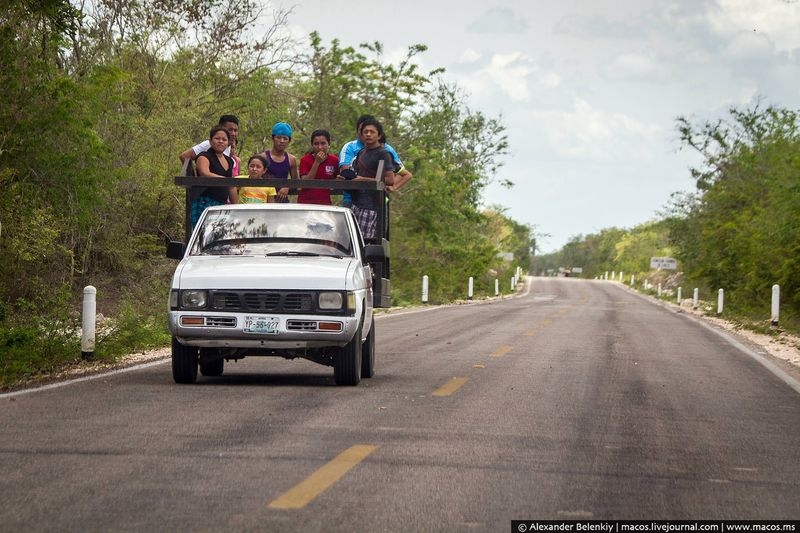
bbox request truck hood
[172,255,359,290]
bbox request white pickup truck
[166,203,387,386]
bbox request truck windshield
[191,209,353,257]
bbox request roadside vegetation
[533,103,800,335]
[0,1,531,389]
[3,1,796,390]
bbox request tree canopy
[0,0,532,383]
[533,102,800,328]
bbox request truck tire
[172,337,198,384]
[334,325,362,386]
[361,323,375,378]
[199,350,224,377]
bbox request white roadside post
[421,275,429,304]
[693,288,699,310]
[494,279,499,296]
[677,287,682,306]
[771,284,780,327]
[630,275,635,286]
[510,277,515,291]
[81,286,97,360]
[717,288,724,315]
[468,277,474,300]
[658,283,662,297]
[619,271,624,282]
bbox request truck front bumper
[169,311,361,349]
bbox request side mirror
[166,241,186,260]
[364,243,387,262]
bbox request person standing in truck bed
[191,125,238,227]
[346,118,395,240]
[264,122,299,203]
[237,154,276,203]
[179,114,240,176]
[298,129,339,205]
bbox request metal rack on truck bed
[173,172,392,308]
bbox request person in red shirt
[298,129,339,205]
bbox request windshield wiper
[265,251,321,257]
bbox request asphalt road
[1,278,798,532]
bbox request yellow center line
[268,444,379,509]
[524,329,537,336]
[490,345,512,357]
[432,377,469,397]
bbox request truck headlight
[180,290,207,309]
[319,292,343,310]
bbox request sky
[277,0,800,253]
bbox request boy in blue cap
[264,121,299,202]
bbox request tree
[671,103,800,319]
[389,81,511,303]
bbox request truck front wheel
[172,337,199,384]
[361,323,375,378]
[334,325,362,386]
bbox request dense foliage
[668,104,800,324]
[7,0,795,388]
[533,103,800,329]
[0,0,530,386]
[532,221,673,282]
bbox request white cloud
[603,51,671,81]
[708,0,800,54]
[723,31,775,60]
[459,48,482,64]
[457,52,560,103]
[467,7,529,34]
[540,98,662,162]
[538,71,562,89]
[486,53,533,101]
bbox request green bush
[97,300,170,359]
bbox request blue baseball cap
[271,122,293,138]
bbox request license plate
[243,316,280,334]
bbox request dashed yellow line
[526,318,554,336]
[268,444,378,509]
[432,377,469,397]
[490,345,512,358]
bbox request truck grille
[209,290,316,313]
[243,293,281,310]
